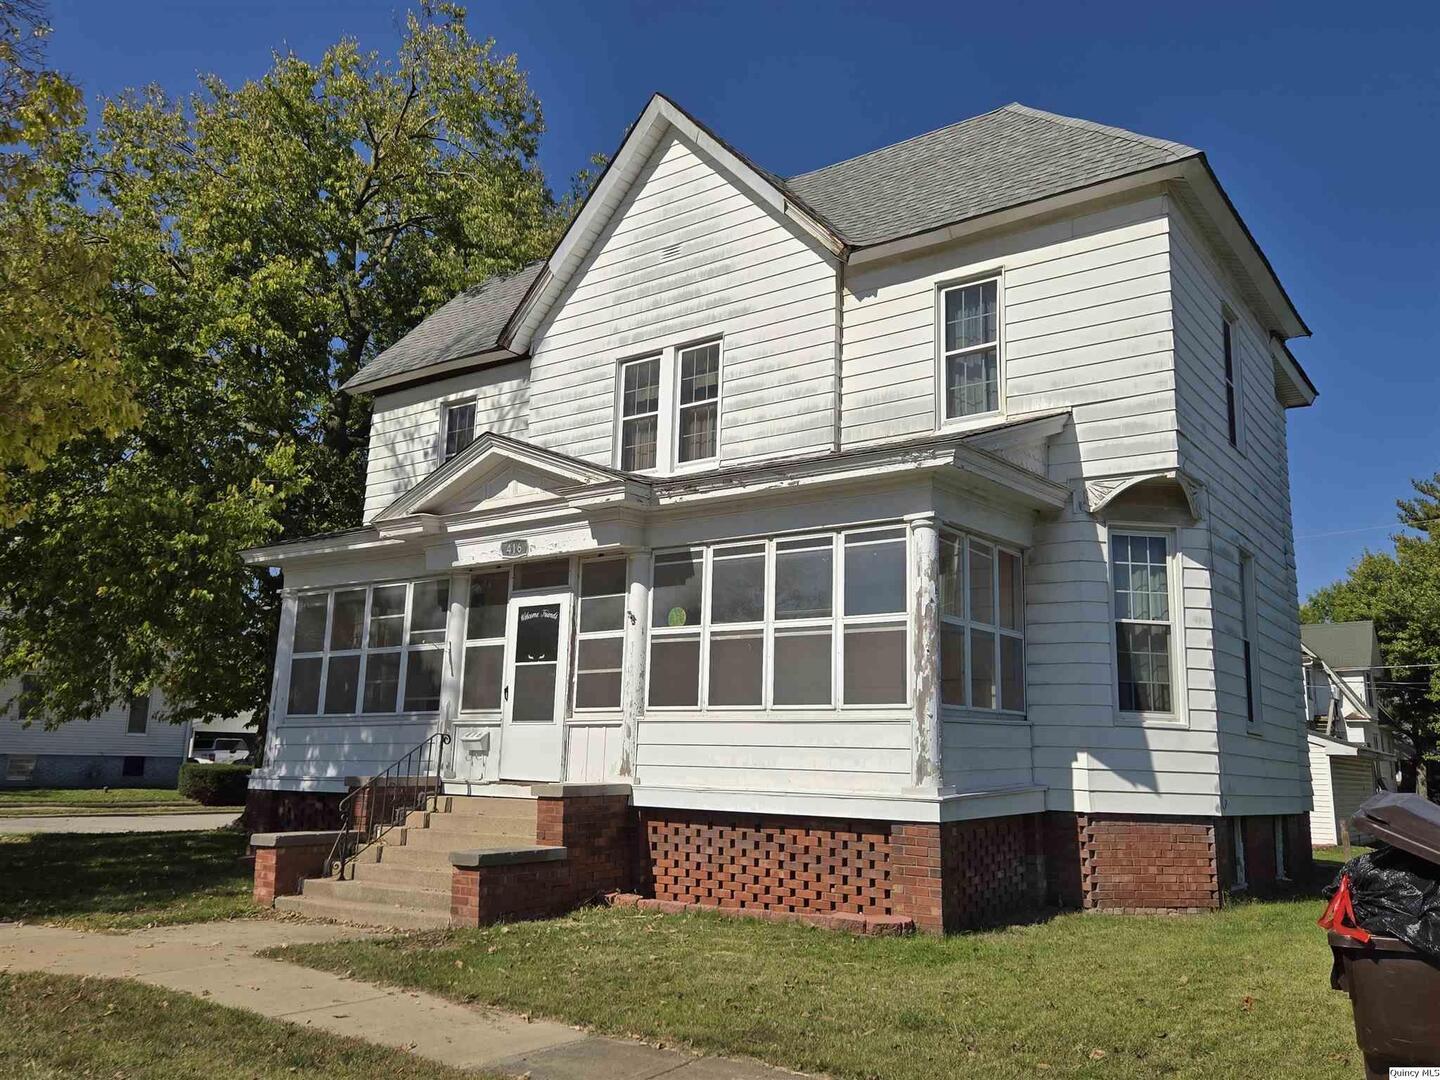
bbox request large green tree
[0,4,565,728]
[1302,474,1440,793]
[0,0,135,521]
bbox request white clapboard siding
[1306,741,1341,845]
[0,681,187,758]
[1167,207,1311,809]
[363,361,530,521]
[565,722,623,783]
[841,195,1179,485]
[525,129,839,468]
[262,717,439,783]
[942,720,1032,791]
[636,713,912,796]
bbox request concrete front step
[388,824,535,853]
[347,859,454,892]
[404,808,539,838]
[301,876,450,914]
[273,893,450,930]
[428,795,539,823]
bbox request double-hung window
[287,579,451,717]
[1222,316,1240,449]
[939,532,1025,712]
[1239,550,1258,728]
[647,528,913,711]
[616,340,722,472]
[575,558,627,710]
[940,279,1000,421]
[1112,532,1175,716]
[443,400,477,462]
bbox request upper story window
[443,400,477,462]
[1221,314,1241,450]
[940,278,1000,422]
[1111,531,1176,717]
[616,339,722,473]
[127,694,150,734]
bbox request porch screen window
[1112,532,1174,714]
[649,527,920,710]
[649,551,702,706]
[575,558,627,710]
[677,341,719,463]
[461,571,508,712]
[941,279,999,419]
[939,532,1025,712]
[444,401,477,462]
[619,356,660,471]
[286,579,453,718]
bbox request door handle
[504,685,509,701]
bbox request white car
[189,737,253,765]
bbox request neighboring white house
[244,96,1319,921]
[1301,621,1400,845]
[0,680,189,788]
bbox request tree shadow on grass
[0,829,255,927]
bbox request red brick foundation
[251,831,346,906]
[243,788,345,833]
[638,808,1044,934]
[1216,813,1315,891]
[450,791,636,927]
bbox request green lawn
[0,786,243,816]
[0,971,477,1080]
[0,829,259,928]
[271,854,1361,1080]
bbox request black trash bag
[1326,844,1440,961]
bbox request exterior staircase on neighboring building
[274,795,548,929]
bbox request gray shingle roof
[784,103,1199,248]
[343,261,543,392]
[347,102,1200,392]
[1302,621,1383,672]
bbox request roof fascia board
[241,530,398,567]
[345,347,522,397]
[848,161,1190,266]
[1269,335,1318,408]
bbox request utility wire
[1295,515,1440,541]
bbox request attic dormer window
[443,401,476,462]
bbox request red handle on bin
[1318,874,1371,944]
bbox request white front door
[499,591,570,781]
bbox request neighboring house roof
[784,103,1198,249]
[1302,621,1383,672]
[343,262,543,393]
[344,94,1312,398]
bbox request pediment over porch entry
[373,433,650,523]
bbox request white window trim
[573,556,628,715]
[1239,548,1260,732]
[646,526,912,713]
[935,272,1005,431]
[1221,310,1245,455]
[938,529,1027,719]
[613,337,723,476]
[439,397,478,464]
[1106,524,1188,727]
[285,577,451,720]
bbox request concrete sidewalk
[0,811,241,833]
[0,920,803,1079]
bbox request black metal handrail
[327,731,452,879]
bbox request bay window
[286,578,451,717]
[1112,531,1175,715]
[939,531,1025,713]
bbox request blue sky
[52,0,1439,599]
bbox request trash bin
[1323,792,1440,1079]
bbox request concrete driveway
[0,811,241,834]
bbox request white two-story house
[243,96,1318,930]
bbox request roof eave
[342,346,524,397]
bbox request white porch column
[618,551,651,780]
[437,571,469,778]
[262,590,298,771]
[910,517,942,792]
